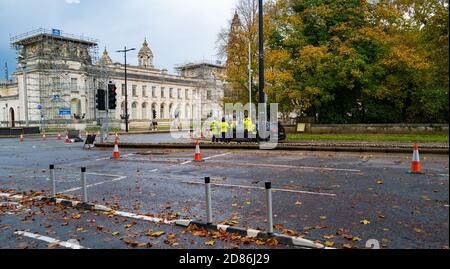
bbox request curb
[94,142,449,154]
[0,193,113,212]
[175,220,325,249]
[1,192,324,249]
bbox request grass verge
[287,133,449,143]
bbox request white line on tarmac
[182,181,336,197]
[14,231,88,249]
[113,211,176,225]
[180,152,232,165]
[62,174,127,193]
[236,162,361,172]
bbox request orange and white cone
[64,133,70,143]
[113,138,120,159]
[19,134,25,142]
[410,144,422,174]
[57,133,62,140]
[194,140,203,162]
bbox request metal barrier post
[265,182,273,234]
[81,167,87,203]
[205,177,213,225]
[50,164,56,197]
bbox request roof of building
[10,28,98,47]
[175,61,225,70]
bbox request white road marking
[181,152,232,165]
[182,181,336,197]
[14,231,88,249]
[62,173,127,193]
[237,162,361,172]
[113,211,175,225]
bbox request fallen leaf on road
[205,240,216,246]
[323,235,336,240]
[72,213,81,220]
[320,216,327,220]
[324,241,335,247]
[255,240,266,246]
[376,180,384,185]
[111,231,120,236]
[342,244,352,249]
[360,219,371,225]
[145,230,165,238]
[295,201,302,206]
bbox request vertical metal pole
[265,182,273,234]
[49,164,56,197]
[81,167,87,203]
[248,41,252,117]
[205,177,213,225]
[105,84,109,142]
[258,0,265,105]
[124,47,129,133]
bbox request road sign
[52,29,61,36]
[53,95,60,102]
[59,108,71,116]
[37,104,43,110]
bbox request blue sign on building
[52,29,61,36]
[53,95,60,102]
[59,108,71,116]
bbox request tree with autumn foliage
[218,0,449,123]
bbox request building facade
[0,28,226,129]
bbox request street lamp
[258,0,266,106]
[116,47,136,133]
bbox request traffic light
[108,83,117,110]
[96,89,106,111]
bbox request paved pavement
[0,135,448,249]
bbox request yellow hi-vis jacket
[244,118,253,131]
[220,121,229,133]
[211,121,219,135]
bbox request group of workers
[210,116,257,143]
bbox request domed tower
[98,47,113,66]
[138,38,154,69]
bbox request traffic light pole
[116,47,136,133]
[105,87,109,142]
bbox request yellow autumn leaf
[205,240,216,246]
[111,231,120,236]
[324,241,335,247]
[360,220,371,225]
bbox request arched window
[131,102,138,120]
[71,98,81,117]
[142,102,148,119]
[160,103,166,119]
[151,103,158,119]
[185,104,190,119]
[169,103,174,118]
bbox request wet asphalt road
[0,135,448,249]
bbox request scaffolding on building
[10,28,109,129]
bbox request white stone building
[0,28,226,130]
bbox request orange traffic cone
[64,133,70,143]
[57,133,62,140]
[19,134,25,142]
[410,144,422,174]
[113,138,120,159]
[194,140,203,162]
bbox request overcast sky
[0,0,238,77]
